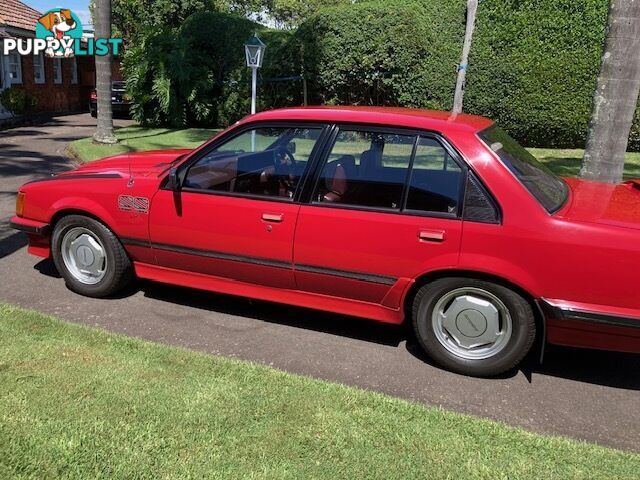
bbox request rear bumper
[89,101,130,113]
[10,216,51,258]
[541,298,640,354]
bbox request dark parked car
[89,81,130,117]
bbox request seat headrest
[360,149,382,175]
[323,161,348,202]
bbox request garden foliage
[120,0,640,149]
[0,87,37,116]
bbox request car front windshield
[479,125,568,213]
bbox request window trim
[167,119,503,222]
[7,52,22,84]
[53,58,62,84]
[71,57,78,84]
[306,123,469,219]
[462,171,502,224]
[172,121,332,203]
[477,125,568,215]
[404,134,467,217]
[33,52,45,84]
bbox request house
[0,0,122,119]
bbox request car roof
[244,106,493,133]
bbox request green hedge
[295,0,465,109]
[122,0,640,150]
[464,0,610,149]
[295,0,639,150]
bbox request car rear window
[479,125,568,213]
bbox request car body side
[11,107,640,354]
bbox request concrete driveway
[1,113,639,452]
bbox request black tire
[412,277,536,377]
[51,215,133,297]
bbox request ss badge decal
[118,195,150,214]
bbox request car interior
[184,128,463,213]
[316,136,462,213]
[184,128,308,198]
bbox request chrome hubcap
[432,287,512,360]
[60,227,107,285]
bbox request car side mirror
[287,141,296,155]
[166,167,181,191]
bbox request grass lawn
[530,148,640,179]
[1,304,638,479]
[68,126,640,179]
[67,126,220,163]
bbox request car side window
[405,137,463,214]
[313,129,416,210]
[184,126,322,200]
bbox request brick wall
[9,46,123,114]
[19,54,88,112]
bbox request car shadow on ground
[34,258,640,391]
[0,231,27,259]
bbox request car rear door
[148,123,327,289]
[293,126,465,306]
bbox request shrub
[122,0,640,149]
[295,0,640,150]
[123,11,304,127]
[464,0,611,149]
[124,12,258,127]
[294,0,465,109]
[0,87,37,116]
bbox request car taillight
[90,90,97,100]
[16,192,25,217]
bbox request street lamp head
[244,33,266,68]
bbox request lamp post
[244,34,266,116]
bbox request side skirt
[133,262,404,325]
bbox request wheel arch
[50,208,115,233]
[403,268,546,360]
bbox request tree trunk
[580,0,640,183]
[93,0,117,144]
[452,0,478,114]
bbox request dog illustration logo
[36,8,83,57]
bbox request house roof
[0,0,41,32]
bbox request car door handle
[418,229,446,242]
[262,213,284,223]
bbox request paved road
[1,114,639,452]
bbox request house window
[33,53,45,84]
[7,52,22,84]
[53,58,62,84]
[71,57,78,84]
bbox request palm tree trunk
[452,0,478,114]
[580,0,640,183]
[93,0,117,144]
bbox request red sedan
[11,107,640,376]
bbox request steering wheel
[274,147,296,170]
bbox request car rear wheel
[51,215,133,297]
[412,277,536,377]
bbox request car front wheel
[51,215,133,297]
[412,277,536,377]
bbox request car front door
[148,123,326,289]
[293,127,465,306]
